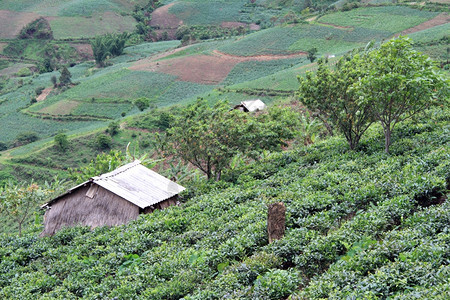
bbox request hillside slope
[0,107,448,299]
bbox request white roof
[44,161,185,209]
[241,99,266,112]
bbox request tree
[134,97,152,111]
[51,75,57,87]
[355,36,449,153]
[59,66,71,86]
[69,147,157,184]
[158,99,300,181]
[69,150,125,183]
[91,33,128,67]
[91,36,110,67]
[95,133,112,150]
[307,47,318,63]
[107,121,120,136]
[0,182,46,236]
[298,56,374,150]
[159,100,249,181]
[54,132,69,152]
[16,131,39,146]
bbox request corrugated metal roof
[241,99,266,112]
[43,161,185,209]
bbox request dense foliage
[0,106,448,299]
[158,99,299,180]
[299,37,448,152]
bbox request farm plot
[223,57,306,86]
[38,99,80,115]
[0,10,40,38]
[218,24,396,57]
[169,1,246,26]
[109,40,181,64]
[71,101,136,119]
[318,6,438,33]
[131,45,308,85]
[407,22,450,44]
[0,89,103,144]
[49,12,137,39]
[37,99,136,120]
[0,0,145,16]
[231,59,327,92]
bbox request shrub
[95,134,112,150]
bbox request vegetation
[0,3,449,298]
[299,37,448,152]
[91,33,129,67]
[159,99,302,180]
[0,106,448,298]
[18,17,53,40]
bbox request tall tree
[355,36,448,153]
[59,66,72,86]
[158,100,301,181]
[298,55,374,150]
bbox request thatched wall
[142,195,178,214]
[41,184,139,236]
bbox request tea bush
[0,107,448,299]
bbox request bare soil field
[401,13,449,35]
[130,49,306,84]
[0,10,40,38]
[150,3,183,29]
[36,88,53,102]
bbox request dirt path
[401,13,449,35]
[36,87,53,102]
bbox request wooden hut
[233,99,266,112]
[41,160,185,236]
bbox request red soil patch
[70,43,93,60]
[130,48,306,84]
[0,10,41,38]
[249,23,261,31]
[36,87,53,102]
[150,3,183,29]
[401,13,449,35]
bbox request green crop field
[49,12,137,39]
[223,57,306,86]
[408,22,450,44]
[231,58,326,91]
[0,0,146,16]
[169,1,246,25]
[218,24,391,56]
[318,6,438,33]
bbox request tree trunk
[267,202,286,243]
[384,126,391,154]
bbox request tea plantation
[0,107,448,299]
